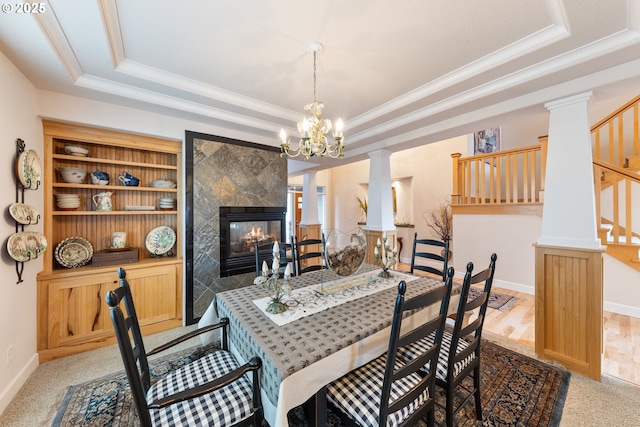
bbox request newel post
[451,153,462,205]
[538,136,548,201]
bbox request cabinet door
[47,265,178,349]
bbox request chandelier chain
[313,50,317,103]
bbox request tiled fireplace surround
[186,131,287,322]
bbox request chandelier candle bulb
[262,261,269,276]
[334,119,344,138]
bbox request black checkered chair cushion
[398,330,475,381]
[326,355,429,427]
[146,350,256,426]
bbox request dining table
[198,263,460,427]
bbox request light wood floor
[396,263,640,386]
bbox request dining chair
[409,232,450,281]
[107,267,264,427]
[295,234,325,275]
[399,253,497,427]
[324,268,454,427]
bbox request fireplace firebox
[219,206,286,277]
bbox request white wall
[0,51,43,414]
[452,214,541,294]
[604,256,640,317]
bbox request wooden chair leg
[446,383,455,427]
[304,386,327,427]
[427,408,435,427]
[474,366,483,420]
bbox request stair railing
[591,93,640,168]
[594,159,640,246]
[591,95,640,257]
[451,94,639,243]
[451,142,546,207]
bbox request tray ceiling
[1,0,639,173]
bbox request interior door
[294,191,302,239]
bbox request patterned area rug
[468,287,519,311]
[53,340,569,427]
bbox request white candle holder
[254,242,292,314]
[374,234,397,278]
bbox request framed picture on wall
[473,127,501,155]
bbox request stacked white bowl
[159,197,176,210]
[56,194,81,210]
[58,167,88,183]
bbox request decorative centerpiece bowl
[324,227,366,277]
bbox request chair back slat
[410,232,450,281]
[295,234,326,275]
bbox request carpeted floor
[52,339,568,427]
[468,287,518,311]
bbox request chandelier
[280,41,344,160]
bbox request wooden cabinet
[37,121,183,362]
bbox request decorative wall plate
[15,149,42,190]
[55,236,93,268]
[9,203,40,225]
[145,226,176,255]
[7,231,48,262]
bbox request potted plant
[423,200,452,258]
[357,197,368,223]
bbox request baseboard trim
[451,272,535,296]
[0,352,39,415]
[492,278,535,295]
[604,301,640,318]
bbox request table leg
[304,386,328,427]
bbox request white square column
[538,91,603,250]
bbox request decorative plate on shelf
[55,236,93,268]
[55,242,90,268]
[15,149,42,190]
[9,203,40,225]
[145,226,176,255]
[7,231,48,262]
